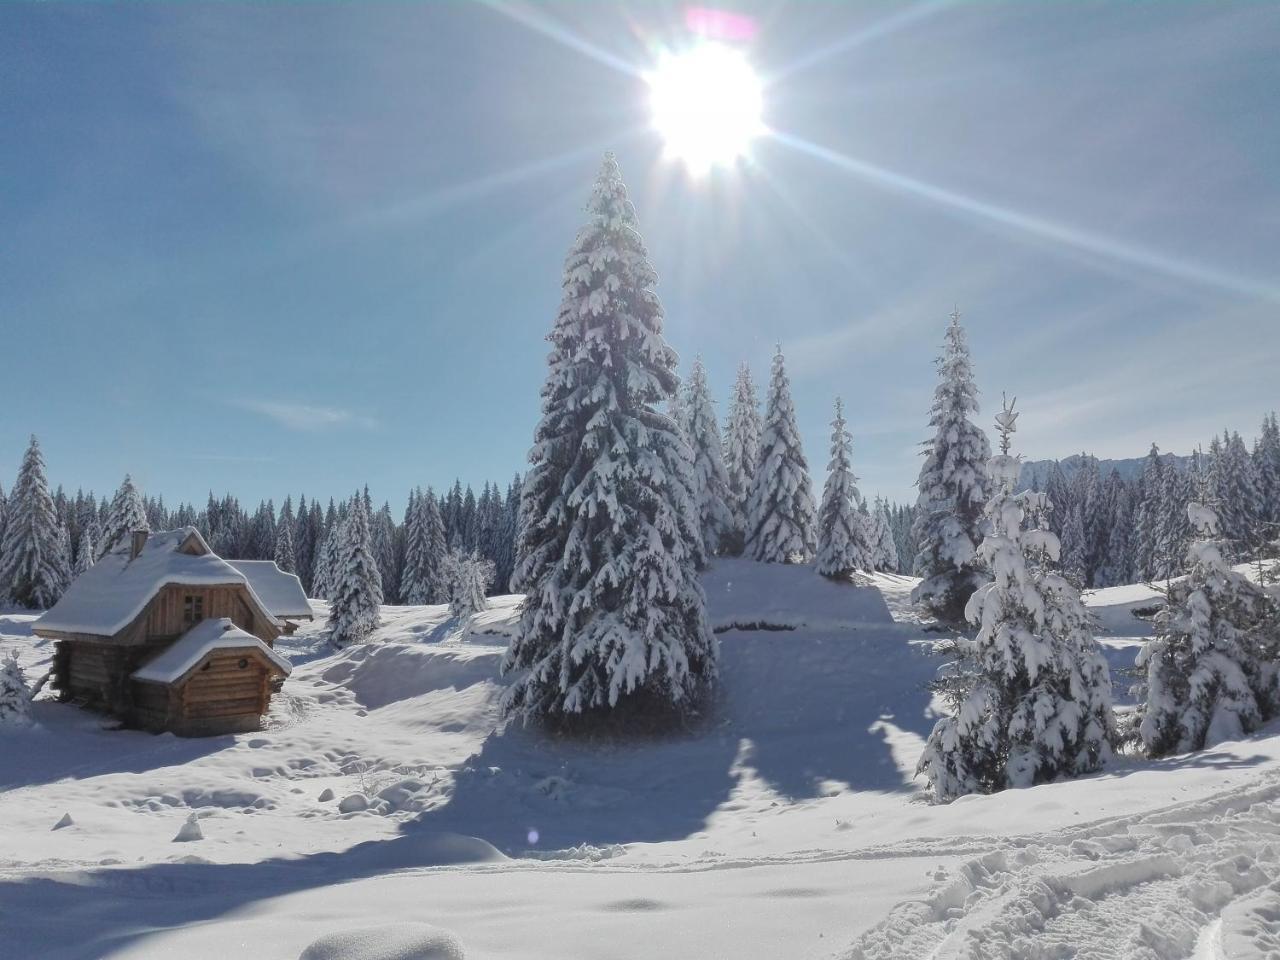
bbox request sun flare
[647,42,764,174]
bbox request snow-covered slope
[3,562,1280,959]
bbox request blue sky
[3,2,1277,512]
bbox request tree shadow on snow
[712,628,939,799]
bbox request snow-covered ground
[3,560,1280,959]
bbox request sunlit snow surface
[2,560,1279,959]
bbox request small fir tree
[400,488,448,605]
[98,474,150,559]
[744,345,816,563]
[0,651,34,728]
[722,362,762,554]
[1137,502,1277,756]
[683,356,734,557]
[917,398,1114,800]
[0,436,68,609]
[327,496,384,648]
[910,309,991,623]
[444,551,495,622]
[815,398,872,578]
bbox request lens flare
[648,42,764,174]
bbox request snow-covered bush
[917,399,1114,800]
[744,346,816,563]
[0,652,34,728]
[815,398,872,579]
[503,153,715,726]
[910,310,990,624]
[1137,502,1279,757]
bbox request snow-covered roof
[226,561,313,620]
[132,618,291,685]
[35,528,281,638]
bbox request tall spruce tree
[722,362,762,555]
[504,153,715,724]
[273,516,297,574]
[683,355,734,557]
[98,474,150,559]
[744,345,816,563]
[400,488,448,605]
[815,398,872,578]
[910,309,991,623]
[917,400,1113,800]
[0,436,68,608]
[1138,502,1277,756]
[328,495,383,647]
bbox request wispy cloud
[232,399,380,433]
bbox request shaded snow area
[2,564,1280,958]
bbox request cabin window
[238,658,249,669]
[183,594,204,624]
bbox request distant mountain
[1017,452,1193,491]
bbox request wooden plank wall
[140,584,279,644]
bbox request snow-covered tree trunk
[815,398,872,578]
[744,346,816,563]
[910,310,991,624]
[1137,502,1277,757]
[917,399,1114,801]
[327,495,384,648]
[0,436,68,609]
[504,153,715,726]
[722,362,762,555]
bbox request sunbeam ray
[476,0,642,78]
[771,129,1280,304]
[767,0,955,83]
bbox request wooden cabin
[34,527,312,736]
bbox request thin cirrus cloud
[233,399,380,433]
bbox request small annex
[33,527,312,736]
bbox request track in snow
[842,772,1280,960]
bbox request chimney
[130,529,149,561]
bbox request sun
[647,42,764,174]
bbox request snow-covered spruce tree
[400,488,448,605]
[917,399,1114,800]
[1132,444,1165,580]
[273,516,297,573]
[73,528,95,577]
[722,362,762,555]
[815,398,872,578]
[910,310,991,624]
[1256,412,1280,526]
[869,497,899,572]
[683,355,734,556]
[744,345,816,563]
[444,551,495,622]
[503,153,715,725]
[327,496,383,648]
[0,651,34,728]
[1137,503,1277,756]
[0,436,68,609]
[98,474,150,559]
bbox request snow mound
[299,923,465,960]
[317,642,503,711]
[339,831,507,870]
[702,558,894,631]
